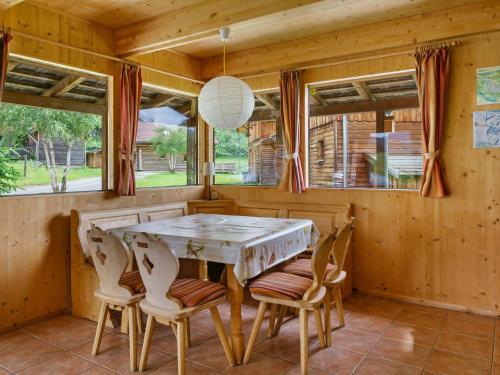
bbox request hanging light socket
[219,27,230,42]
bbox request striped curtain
[0,29,13,101]
[118,63,142,196]
[414,47,450,198]
[279,70,305,193]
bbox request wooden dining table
[112,213,319,364]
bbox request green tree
[152,126,187,172]
[214,128,248,158]
[0,150,20,194]
[0,103,100,192]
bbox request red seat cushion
[280,258,334,279]
[119,271,146,294]
[169,279,226,307]
[249,272,312,300]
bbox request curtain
[414,47,450,198]
[0,29,13,101]
[278,70,305,193]
[118,63,142,196]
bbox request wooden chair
[129,232,235,375]
[243,233,335,375]
[87,227,146,371]
[279,219,355,346]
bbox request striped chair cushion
[280,258,334,279]
[169,278,226,307]
[119,271,146,294]
[249,272,312,300]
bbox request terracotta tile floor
[0,293,498,374]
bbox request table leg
[226,265,244,364]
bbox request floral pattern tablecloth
[112,213,319,286]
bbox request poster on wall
[473,110,500,148]
[476,66,500,105]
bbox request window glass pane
[0,56,106,196]
[136,87,197,188]
[308,72,422,189]
[214,92,283,185]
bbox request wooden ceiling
[20,0,487,59]
[26,0,206,28]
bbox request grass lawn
[136,171,244,187]
[8,161,101,187]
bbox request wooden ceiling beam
[310,96,419,116]
[141,94,176,109]
[3,90,106,115]
[42,75,84,97]
[352,82,376,101]
[255,93,278,110]
[114,0,325,56]
[201,1,500,78]
[0,0,24,11]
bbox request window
[308,72,422,189]
[214,91,284,185]
[136,86,198,188]
[0,56,108,196]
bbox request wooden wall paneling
[187,200,235,215]
[0,2,208,332]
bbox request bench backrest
[75,202,188,258]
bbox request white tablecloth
[112,213,319,285]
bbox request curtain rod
[238,40,461,80]
[10,30,207,85]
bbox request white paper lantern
[198,76,255,129]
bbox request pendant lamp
[198,27,255,129]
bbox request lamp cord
[223,42,226,76]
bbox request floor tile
[394,309,445,330]
[81,367,118,375]
[284,364,327,375]
[71,333,130,364]
[17,352,96,375]
[442,316,494,340]
[0,333,63,372]
[0,366,11,374]
[493,363,500,375]
[184,336,233,372]
[152,329,208,356]
[384,322,439,347]
[254,331,320,363]
[21,316,97,350]
[435,331,493,360]
[0,331,35,353]
[330,328,379,354]
[308,346,364,375]
[425,349,491,375]
[343,311,392,335]
[403,303,448,317]
[354,356,421,375]
[151,360,217,374]
[447,311,496,327]
[224,353,293,375]
[369,337,431,368]
[348,301,403,320]
[101,345,173,374]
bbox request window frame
[0,54,113,197]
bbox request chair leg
[273,306,287,337]
[184,318,190,349]
[136,305,143,334]
[210,306,236,367]
[313,308,325,348]
[333,287,345,327]
[92,302,108,356]
[243,301,267,364]
[121,308,129,334]
[324,291,332,347]
[128,305,138,371]
[299,309,309,375]
[177,320,187,375]
[139,314,155,371]
[267,304,278,338]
